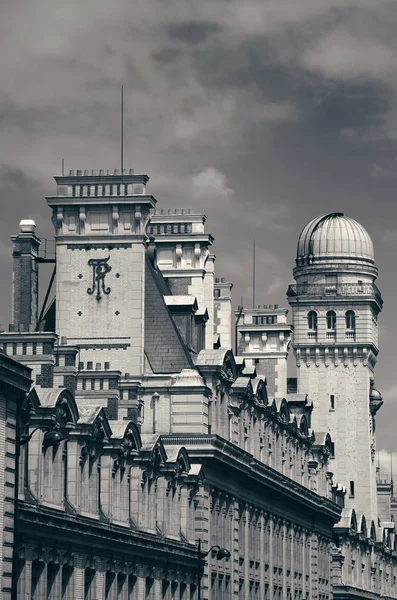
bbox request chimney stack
[11,219,41,331]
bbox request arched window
[307,311,317,330]
[345,310,355,330]
[326,310,336,330]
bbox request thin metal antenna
[62,158,65,176]
[252,239,256,309]
[121,85,124,172]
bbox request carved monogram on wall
[87,256,112,301]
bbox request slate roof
[144,257,194,374]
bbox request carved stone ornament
[87,256,112,301]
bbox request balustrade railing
[287,282,382,304]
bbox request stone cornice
[0,352,32,397]
[18,502,197,568]
[163,434,341,524]
[46,194,156,208]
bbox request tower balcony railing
[287,282,382,304]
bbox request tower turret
[46,168,156,376]
[287,212,382,523]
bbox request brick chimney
[11,219,41,331]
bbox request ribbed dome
[296,213,374,266]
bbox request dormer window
[326,310,336,330]
[307,311,317,331]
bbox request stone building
[0,170,396,599]
[235,305,292,398]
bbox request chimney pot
[19,219,36,233]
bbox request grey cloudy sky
[1,1,397,454]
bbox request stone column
[180,484,190,541]
[153,568,164,600]
[268,517,274,598]
[290,526,295,599]
[135,565,147,599]
[92,558,106,599]
[100,453,114,521]
[16,547,34,600]
[309,532,319,600]
[259,512,265,598]
[72,554,86,600]
[302,531,307,600]
[282,521,287,598]
[244,505,250,598]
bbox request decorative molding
[66,243,132,250]
[75,343,130,350]
[87,256,112,301]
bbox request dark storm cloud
[167,21,220,44]
[1,0,397,448]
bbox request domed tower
[287,213,383,522]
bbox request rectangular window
[350,481,355,497]
[330,395,335,410]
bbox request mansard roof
[144,256,194,374]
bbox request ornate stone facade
[0,173,395,600]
